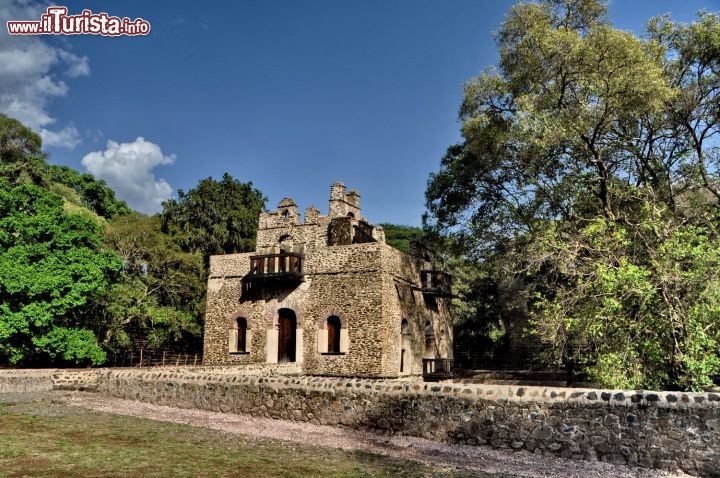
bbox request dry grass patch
[0,399,500,478]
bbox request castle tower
[203,182,453,380]
[328,181,362,220]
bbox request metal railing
[107,350,202,368]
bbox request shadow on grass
[0,396,511,478]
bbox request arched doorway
[277,308,297,363]
[423,319,436,359]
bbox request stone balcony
[422,358,454,381]
[420,270,452,297]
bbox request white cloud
[39,125,81,149]
[0,1,89,148]
[82,137,176,215]
[85,128,103,143]
[58,49,90,78]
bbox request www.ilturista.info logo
[7,7,150,36]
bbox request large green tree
[1,114,130,220]
[379,223,424,254]
[101,214,203,353]
[48,165,131,219]
[0,181,122,366]
[425,0,720,390]
[161,173,266,261]
[0,114,48,186]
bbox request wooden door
[278,309,296,363]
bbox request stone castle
[203,182,453,378]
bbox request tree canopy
[0,115,269,366]
[425,0,720,390]
[0,114,130,221]
[161,173,266,261]
[379,223,424,254]
[48,165,131,219]
[100,214,204,353]
[0,114,48,186]
[0,181,122,366]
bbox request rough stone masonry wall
[0,369,56,392]
[204,253,252,365]
[93,369,719,477]
[378,245,454,375]
[300,268,386,377]
[0,367,718,476]
[205,242,412,377]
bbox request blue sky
[1,0,718,225]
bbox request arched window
[400,319,410,373]
[278,235,294,260]
[278,234,292,248]
[229,317,250,354]
[236,317,247,352]
[327,316,341,353]
[318,314,347,355]
[423,319,436,359]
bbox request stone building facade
[203,182,453,378]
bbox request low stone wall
[51,369,103,391]
[0,363,301,393]
[0,369,56,392]
[98,369,719,476]
[0,366,718,476]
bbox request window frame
[229,317,251,355]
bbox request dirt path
[50,392,691,478]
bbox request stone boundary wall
[0,363,303,392]
[0,367,718,476]
[98,371,720,476]
[0,369,56,392]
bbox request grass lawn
[0,397,501,478]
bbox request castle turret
[328,181,362,220]
[277,198,299,222]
